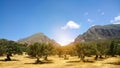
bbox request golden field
[0,55,120,68]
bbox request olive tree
[76,43,86,61]
[28,43,55,63]
[43,43,55,60]
[0,39,26,61]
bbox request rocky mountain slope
[75,24,120,43]
[18,33,60,46]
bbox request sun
[57,36,74,46]
[53,28,74,46]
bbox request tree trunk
[95,55,98,60]
[5,53,11,61]
[44,55,48,60]
[64,54,66,59]
[58,52,62,58]
[35,57,42,64]
[99,55,103,59]
[78,55,80,58]
[80,54,85,62]
[112,54,115,57]
[105,55,106,58]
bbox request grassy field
[0,55,120,68]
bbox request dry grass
[0,55,120,68]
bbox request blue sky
[0,0,120,45]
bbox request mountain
[75,24,120,43]
[18,33,60,46]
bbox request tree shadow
[84,60,95,63]
[0,59,19,61]
[66,60,94,63]
[66,60,80,63]
[104,61,120,65]
[24,60,53,64]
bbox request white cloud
[114,16,120,21]
[87,18,94,23]
[110,15,120,24]
[61,21,80,30]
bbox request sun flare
[53,28,74,46]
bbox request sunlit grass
[0,55,120,68]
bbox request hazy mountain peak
[18,32,60,46]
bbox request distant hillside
[18,33,60,46]
[75,24,120,43]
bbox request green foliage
[75,40,113,61]
[108,41,115,56]
[76,43,86,61]
[116,44,120,55]
[0,39,8,56]
[43,43,55,56]
[95,41,110,56]
[27,43,55,60]
[56,46,64,57]
[0,45,5,56]
[108,40,120,56]
[76,42,97,57]
[0,39,27,56]
[82,42,96,56]
[0,39,27,61]
[75,39,120,60]
[28,43,43,57]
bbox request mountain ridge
[75,24,120,43]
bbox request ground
[0,55,120,68]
